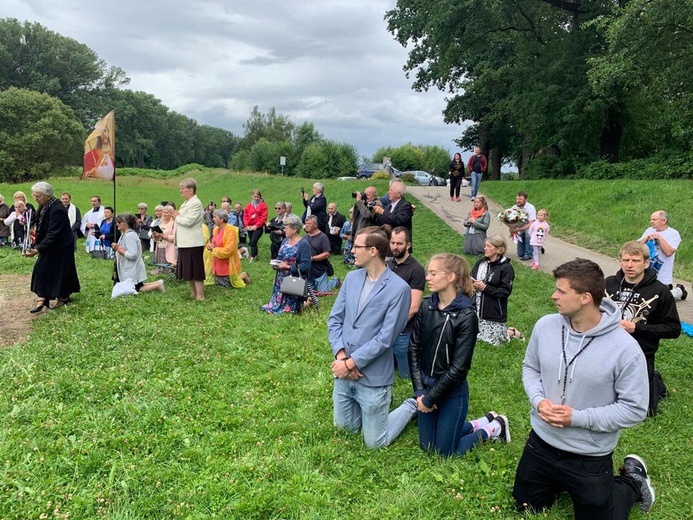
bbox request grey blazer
[327,268,411,387]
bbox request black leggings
[449,175,462,198]
[248,228,264,259]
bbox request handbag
[280,275,308,297]
[279,262,308,297]
[326,260,334,277]
[91,241,108,260]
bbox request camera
[351,191,366,199]
[367,201,377,209]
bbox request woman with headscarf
[23,182,80,312]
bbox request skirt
[477,318,509,346]
[176,246,205,281]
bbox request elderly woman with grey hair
[262,215,313,314]
[171,178,205,301]
[24,181,80,312]
[302,182,328,233]
[206,209,250,288]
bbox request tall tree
[0,87,83,182]
[0,18,129,126]
[242,106,295,150]
[385,0,643,175]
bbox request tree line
[385,0,692,179]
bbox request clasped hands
[331,350,363,380]
[537,399,572,428]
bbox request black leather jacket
[409,293,478,407]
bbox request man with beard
[605,241,681,416]
[386,226,425,379]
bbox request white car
[337,176,357,181]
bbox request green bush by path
[0,173,691,518]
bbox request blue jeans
[470,172,483,198]
[516,230,532,259]
[333,378,416,449]
[513,430,640,520]
[392,332,411,379]
[311,272,339,292]
[418,378,483,456]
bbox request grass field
[0,170,691,519]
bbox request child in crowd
[529,209,550,269]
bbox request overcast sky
[5,0,470,161]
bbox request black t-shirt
[305,232,331,279]
[387,255,426,333]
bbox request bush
[371,171,391,181]
[577,153,693,180]
[400,172,417,184]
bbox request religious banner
[81,110,115,180]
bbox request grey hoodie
[522,299,648,456]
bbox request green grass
[479,179,693,282]
[0,172,691,519]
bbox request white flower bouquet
[497,207,528,231]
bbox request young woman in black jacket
[408,253,510,456]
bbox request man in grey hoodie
[513,259,654,519]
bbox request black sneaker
[677,283,688,301]
[492,415,511,443]
[620,454,655,511]
[540,247,545,254]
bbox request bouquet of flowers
[497,207,528,231]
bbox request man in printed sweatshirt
[513,258,654,519]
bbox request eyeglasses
[275,207,283,210]
[352,245,372,249]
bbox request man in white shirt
[638,210,686,300]
[80,195,105,252]
[512,191,536,261]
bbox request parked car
[430,174,446,186]
[337,176,357,181]
[357,163,384,179]
[404,170,439,186]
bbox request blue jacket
[328,267,411,387]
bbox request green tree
[0,87,83,182]
[242,106,295,150]
[0,18,129,126]
[588,0,693,157]
[296,141,358,179]
[385,0,653,176]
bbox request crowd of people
[4,159,689,517]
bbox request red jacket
[467,153,488,174]
[243,201,268,228]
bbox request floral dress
[262,240,304,314]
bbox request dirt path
[0,274,35,347]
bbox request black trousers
[248,228,264,259]
[449,175,462,198]
[513,430,640,520]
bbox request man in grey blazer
[328,226,417,448]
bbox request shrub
[400,173,417,184]
[371,171,391,181]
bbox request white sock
[483,420,501,439]
[471,415,492,432]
